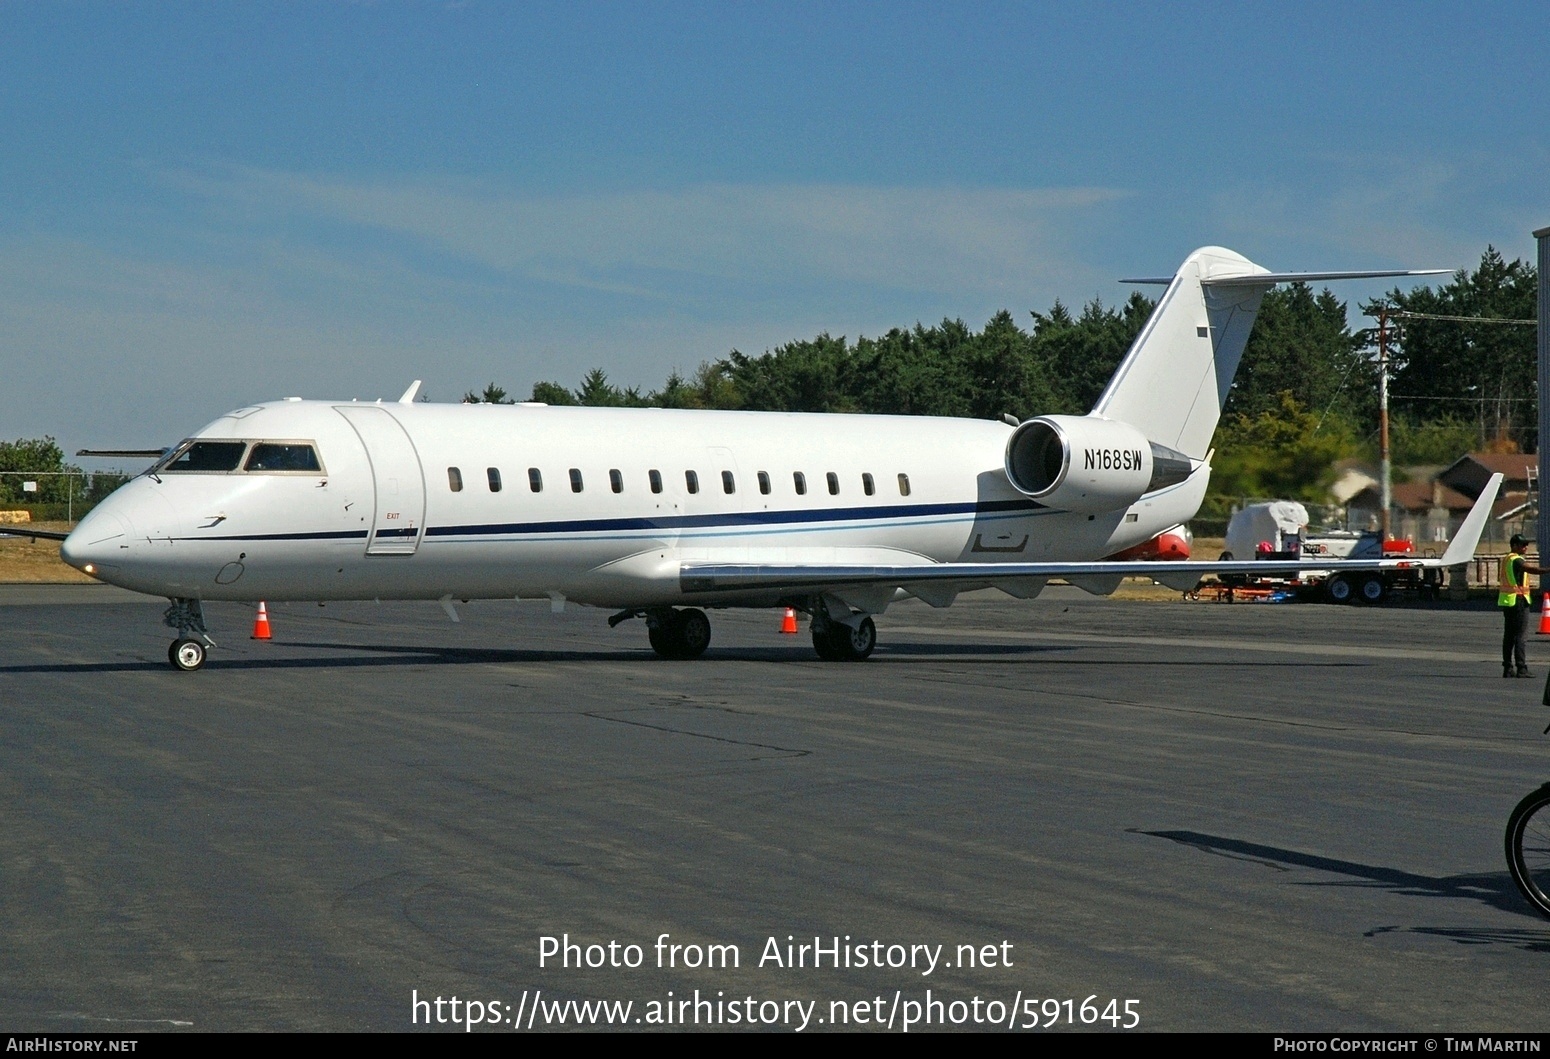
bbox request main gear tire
[813,616,877,661]
[674,608,712,660]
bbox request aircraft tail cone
[1537,594,1550,636]
[780,607,798,634]
[252,601,273,641]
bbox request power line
[1391,394,1534,403]
[1390,310,1536,326]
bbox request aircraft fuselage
[62,399,1208,608]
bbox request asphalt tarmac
[1,583,1548,1033]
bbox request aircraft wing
[0,526,70,542]
[680,474,1503,599]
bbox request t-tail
[1093,247,1449,460]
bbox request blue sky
[0,1,1545,457]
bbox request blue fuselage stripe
[179,498,1051,545]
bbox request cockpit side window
[244,442,324,473]
[160,441,249,473]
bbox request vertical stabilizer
[1092,247,1274,460]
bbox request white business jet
[13,246,1496,671]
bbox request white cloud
[167,166,1128,300]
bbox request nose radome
[60,507,134,573]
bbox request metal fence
[0,471,101,524]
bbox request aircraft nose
[60,507,135,575]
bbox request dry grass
[0,523,94,583]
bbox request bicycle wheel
[1505,784,1550,918]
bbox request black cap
[1512,534,1530,549]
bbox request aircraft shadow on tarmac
[1140,829,1550,949]
[0,638,1377,673]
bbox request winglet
[1438,473,1504,567]
[397,380,423,404]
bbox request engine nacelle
[1004,415,1192,513]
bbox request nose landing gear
[163,598,216,672]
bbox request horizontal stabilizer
[1122,269,1450,286]
[1202,268,1451,287]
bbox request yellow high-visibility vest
[1500,552,1531,607]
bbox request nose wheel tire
[169,639,207,672]
[1506,784,1550,919]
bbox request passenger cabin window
[757,471,771,495]
[826,472,839,495]
[448,467,463,492]
[649,469,663,494]
[244,443,323,473]
[609,469,624,494]
[570,468,584,493]
[898,473,911,496]
[162,441,248,473]
[685,470,700,494]
[722,470,735,494]
[862,472,875,496]
[793,471,807,495]
[528,468,543,492]
[487,467,502,492]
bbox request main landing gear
[645,607,713,660]
[612,603,878,661]
[810,611,877,662]
[163,598,215,672]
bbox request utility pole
[1536,225,1549,581]
[1377,305,1392,540]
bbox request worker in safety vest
[1500,534,1546,678]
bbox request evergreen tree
[1229,284,1369,424]
[1374,247,1538,450]
[463,382,516,404]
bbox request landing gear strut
[646,607,712,660]
[163,598,215,672]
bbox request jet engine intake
[1004,415,1193,513]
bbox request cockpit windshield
[157,440,249,473]
[245,443,322,473]
[151,439,324,475]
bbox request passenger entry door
[334,405,426,555]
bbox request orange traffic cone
[252,601,272,640]
[1538,593,1550,635]
[780,607,798,634]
